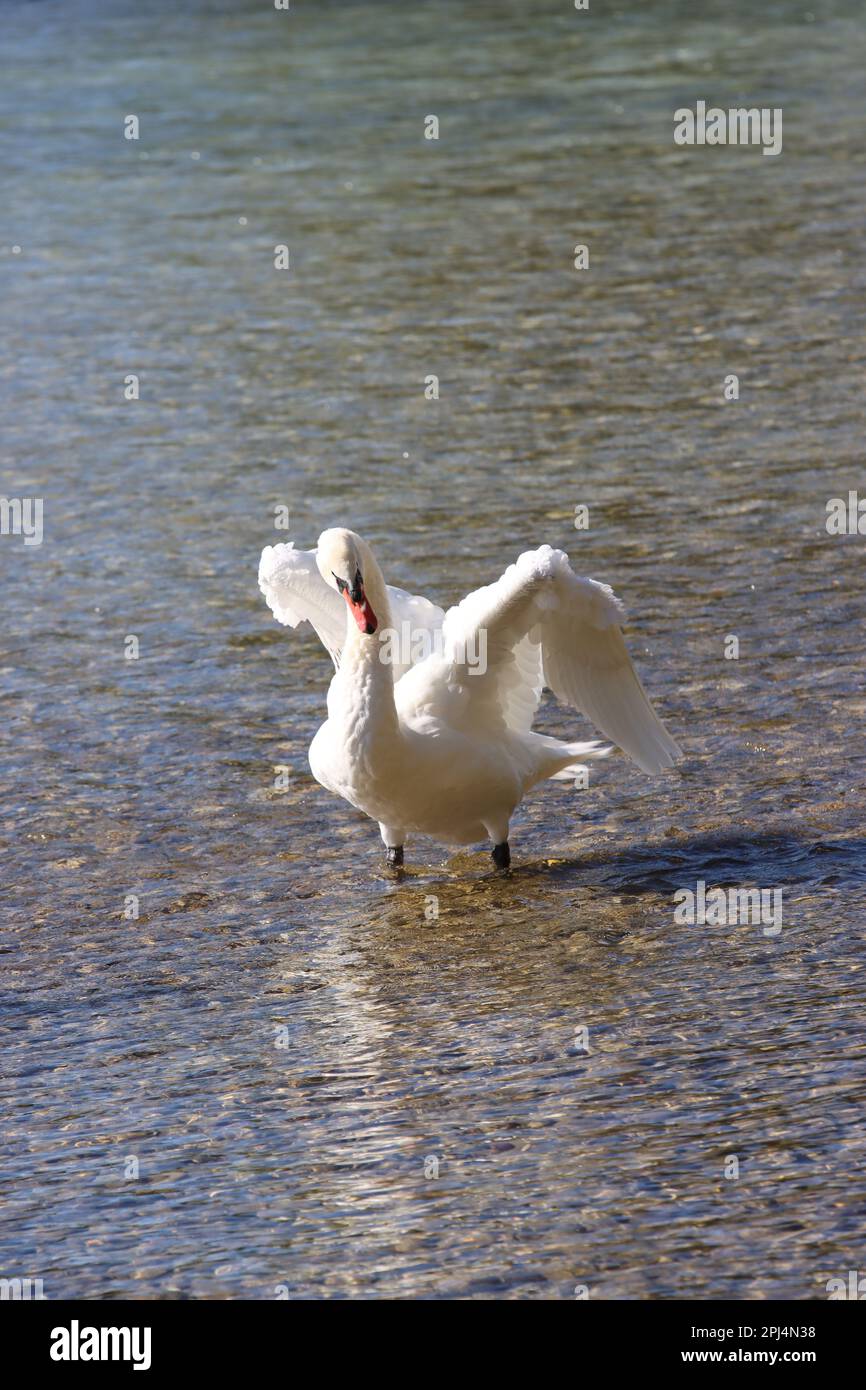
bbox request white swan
[258,528,680,868]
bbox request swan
[258,528,681,868]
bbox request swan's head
[316,528,379,636]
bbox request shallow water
[2,0,865,1298]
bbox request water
[2,0,865,1299]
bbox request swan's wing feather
[502,633,545,732]
[441,565,549,731]
[539,578,682,774]
[258,543,345,668]
[443,546,680,772]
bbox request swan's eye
[332,572,348,594]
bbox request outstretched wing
[441,545,680,773]
[259,543,345,668]
[258,541,446,682]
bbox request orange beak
[344,585,378,635]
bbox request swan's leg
[483,817,511,870]
[379,823,405,867]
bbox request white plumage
[258,528,680,867]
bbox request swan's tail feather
[547,739,612,780]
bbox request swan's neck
[333,573,398,747]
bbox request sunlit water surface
[2,0,865,1298]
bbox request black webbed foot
[491,841,511,870]
[386,846,404,867]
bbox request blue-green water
[1,0,865,1298]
